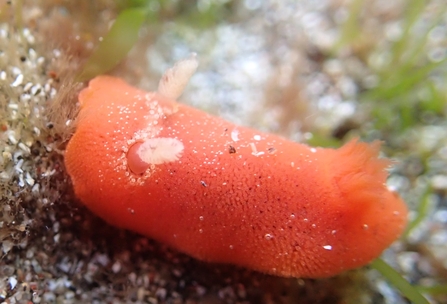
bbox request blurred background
[0,0,446,303]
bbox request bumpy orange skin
[65,76,408,278]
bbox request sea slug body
[64,57,408,278]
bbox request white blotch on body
[135,137,184,165]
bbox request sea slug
[64,56,408,278]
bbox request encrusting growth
[64,56,408,278]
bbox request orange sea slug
[64,56,408,278]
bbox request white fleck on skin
[157,53,199,100]
[134,137,184,165]
[248,142,265,156]
[264,233,274,240]
[231,129,239,142]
